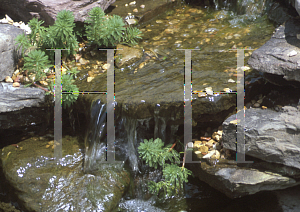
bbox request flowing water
[82,1,279,211]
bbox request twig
[182,143,189,170]
[168,140,177,152]
[25,71,53,94]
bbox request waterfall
[84,100,181,174]
[124,117,140,173]
[84,100,107,173]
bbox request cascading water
[84,100,181,175]
[84,100,108,173]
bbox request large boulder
[0,135,130,211]
[248,17,300,83]
[223,107,300,170]
[0,0,116,26]
[188,159,300,198]
[0,24,23,82]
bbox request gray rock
[0,24,23,82]
[268,2,295,25]
[188,159,300,199]
[0,82,45,113]
[223,107,300,170]
[247,17,300,83]
[0,0,116,26]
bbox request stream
[1,0,287,211]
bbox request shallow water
[75,3,275,106]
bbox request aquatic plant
[23,49,52,82]
[138,138,192,197]
[85,7,143,47]
[42,10,78,57]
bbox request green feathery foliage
[138,138,192,197]
[43,10,78,57]
[85,7,142,47]
[15,33,32,57]
[28,18,47,46]
[121,26,143,46]
[23,49,52,82]
[61,74,79,109]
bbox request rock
[248,17,300,83]
[12,82,20,87]
[193,141,202,148]
[5,76,13,83]
[87,76,94,82]
[79,57,89,65]
[0,24,23,82]
[198,145,208,153]
[0,82,45,113]
[115,44,143,68]
[0,136,130,211]
[223,107,300,170]
[1,0,116,26]
[205,140,214,148]
[268,2,292,25]
[102,63,110,70]
[188,159,300,199]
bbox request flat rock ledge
[0,82,45,113]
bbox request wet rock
[223,107,300,171]
[188,158,300,199]
[248,17,300,83]
[1,0,116,26]
[0,136,130,211]
[115,44,143,68]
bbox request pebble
[228,79,235,83]
[198,92,206,97]
[12,82,20,87]
[5,76,13,83]
[138,62,146,69]
[198,145,208,153]
[140,4,145,8]
[288,50,297,57]
[79,58,89,65]
[164,28,174,34]
[126,19,137,25]
[133,9,138,13]
[129,1,136,5]
[102,63,110,70]
[87,76,94,82]
[223,88,231,92]
[0,15,31,34]
[253,102,260,108]
[39,81,48,86]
